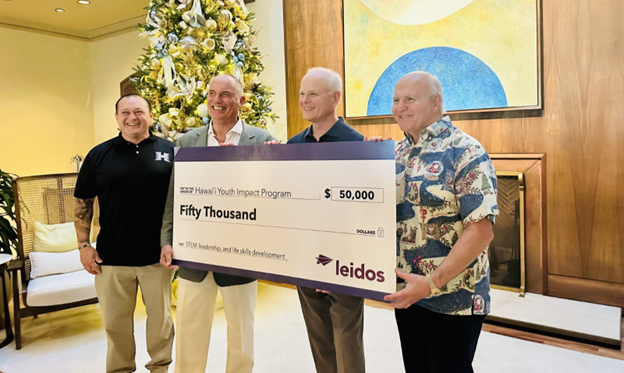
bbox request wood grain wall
[283,0,624,305]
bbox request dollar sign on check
[324,188,331,199]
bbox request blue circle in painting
[367,47,507,115]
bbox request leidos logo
[337,261,385,282]
[316,254,333,266]
[315,254,385,282]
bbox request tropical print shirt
[395,116,499,315]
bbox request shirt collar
[304,117,346,141]
[404,115,451,145]
[113,132,157,145]
[208,118,243,137]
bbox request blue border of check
[174,141,395,162]
[173,259,390,301]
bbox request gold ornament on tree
[217,9,232,29]
[201,38,216,51]
[151,59,161,69]
[205,18,217,31]
[197,103,209,117]
[214,54,228,66]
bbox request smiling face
[392,73,443,138]
[206,75,245,126]
[115,95,153,144]
[299,71,340,127]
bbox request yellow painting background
[344,0,539,117]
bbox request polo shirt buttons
[136,144,139,154]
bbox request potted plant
[0,169,18,256]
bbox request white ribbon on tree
[189,0,206,27]
[222,31,237,53]
[232,62,242,80]
[177,0,192,10]
[159,54,177,88]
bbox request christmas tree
[133,0,277,140]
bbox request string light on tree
[133,0,277,140]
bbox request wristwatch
[425,274,442,296]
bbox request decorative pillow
[33,222,77,252]
[29,249,84,279]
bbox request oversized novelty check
[172,141,396,300]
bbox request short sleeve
[454,150,499,228]
[74,151,97,200]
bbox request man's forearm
[431,218,494,289]
[74,197,95,245]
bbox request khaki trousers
[94,264,174,373]
[174,273,257,373]
[298,286,365,373]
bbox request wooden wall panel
[548,274,624,309]
[283,0,344,138]
[283,0,624,302]
[523,159,548,294]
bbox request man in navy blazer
[160,74,275,373]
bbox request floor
[364,292,624,362]
[488,288,621,346]
[0,282,623,373]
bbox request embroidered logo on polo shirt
[155,152,171,162]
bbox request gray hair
[306,67,342,94]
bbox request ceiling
[0,0,256,40]
[0,0,155,40]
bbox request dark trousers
[297,286,365,373]
[395,304,485,373]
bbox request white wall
[90,30,148,144]
[0,27,93,176]
[247,0,288,142]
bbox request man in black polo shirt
[74,94,174,373]
[288,67,366,373]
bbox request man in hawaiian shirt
[384,71,499,373]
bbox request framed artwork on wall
[343,0,542,118]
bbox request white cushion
[29,249,83,279]
[33,222,77,253]
[26,270,97,307]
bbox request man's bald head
[304,67,342,94]
[207,73,246,126]
[209,74,244,98]
[299,67,342,127]
[392,71,444,138]
[396,71,444,113]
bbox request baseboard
[548,274,624,309]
